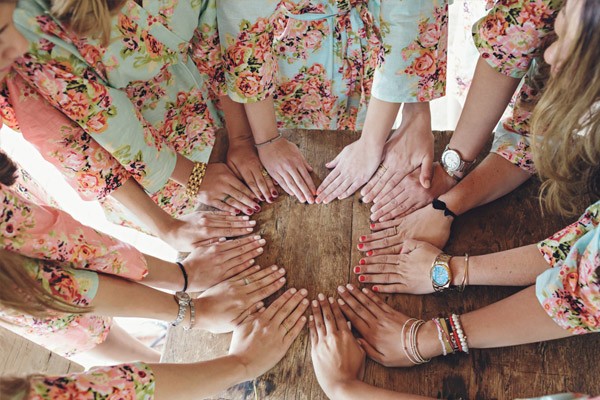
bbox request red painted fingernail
[360,236,366,242]
[254,198,260,203]
[260,196,265,201]
[254,206,261,212]
[359,275,366,282]
[246,208,254,214]
[354,266,361,273]
[366,250,373,257]
[359,259,366,265]
[357,243,364,250]
[268,196,275,202]
[271,190,279,197]
[234,210,240,214]
[370,223,375,229]
[373,286,379,292]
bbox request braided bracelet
[185,162,207,198]
[255,132,283,148]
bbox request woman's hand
[197,163,261,215]
[257,138,316,203]
[364,203,454,250]
[361,104,434,204]
[183,235,266,291]
[227,137,278,203]
[369,163,456,222]
[336,285,419,367]
[316,139,383,204]
[194,265,288,333]
[309,294,366,399]
[229,288,309,378]
[353,240,441,294]
[161,211,256,252]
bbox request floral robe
[536,201,600,334]
[217,0,448,130]
[0,168,147,356]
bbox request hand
[229,288,309,379]
[353,239,442,294]
[361,104,434,203]
[195,265,287,333]
[336,284,417,367]
[369,163,456,222]
[183,235,267,291]
[197,163,261,216]
[364,202,453,249]
[161,211,256,252]
[316,139,383,204]
[227,137,278,203]
[309,294,366,399]
[257,138,316,203]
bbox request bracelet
[432,198,457,218]
[450,314,469,353]
[175,261,188,292]
[185,162,207,198]
[254,132,283,148]
[185,298,196,331]
[401,319,430,364]
[458,253,469,293]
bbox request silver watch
[172,291,194,329]
[440,145,473,181]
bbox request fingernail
[219,237,227,242]
[260,196,265,201]
[347,284,354,290]
[272,190,279,197]
[337,285,346,293]
[318,293,325,301]
[359,236,366,242]
[354,266,361,273]
[254,198,260,203]
[257,301,264,308]
[370,223,375,229]
[254,206,261,212]
[359,259,366,265]
[278,268,285,274]
[271,265,278,271]
[357,243,364,250]
[366,251,373,257]
[337,298,345,305]
[246,228,254,232]
[373,286,379,292]
[258,239,266,245]
[253,235,262,240]
[234,210,240,214]
[249,221,257,226]
[279,277,286,283]
[359,275,366,282]
[257,247,264,253]
[302,298,309,305]
[301,316,307,322]
[246,208,254,215]
[249,259,255,265]
[309,315,314,321]
[268,196,275,202]
[328,297,334,304]
[290,288,297,294]
[300,288,308,295]
[312,300,318,307]
[242,216,250,220]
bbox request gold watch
[430,253,453,292]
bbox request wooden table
[162,130,600,399]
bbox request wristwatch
[440,145,474,181]
[430,253,453,292]
[172,291,192,328]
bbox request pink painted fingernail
[370,223,376,229]
[366,250,373,257]
[246,208,254,215]
[357,243,364,250]
[354,266,361,273]
[360,235,366,242]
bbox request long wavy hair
[532,0,600,216]
[50,0,127,46]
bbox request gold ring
[243,278,251,285]
[222,194,232,203]
[261,169,270,178]
[379,164,387,172]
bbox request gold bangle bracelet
[185,162,207,198]
[458,253,469,292]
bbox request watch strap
[172,292,191,328]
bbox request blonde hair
[50,0,127,46]
[531,0,600,217]
[0,376,32,400]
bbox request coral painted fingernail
[359,236,366,242]
[370,223,375,229]
[354,266,361,273]
[366,250,373,257]
[359,275,366,282]
[357,243,364,250]
[359,259,366,265]
[373,286,379,292]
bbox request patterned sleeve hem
[28,362,155,399]
[490,122,536,174]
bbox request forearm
[331,380,433,400]
[141,254,185,292]
[449,244,549,287]
[110,177,175,237]
[221,95,254,142]
[244,97,279,143]
[152,356,249,400]
[362,97,403,146]
[170,153,194,186]
[450,58,521,161]
[439,153,530,216]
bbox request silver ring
[243,278,251,285]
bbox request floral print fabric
[26,363,155,399]
[217,0,447,130]
[536,201,600,334]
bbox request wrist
[327,379,364,399]
[450,256,465,287]
[224,354,254,383]
[417,320,442,360]
[402,101,430,116]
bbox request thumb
[325,153,341,169]
[419,153,434,189]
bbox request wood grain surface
[162,129,599,400]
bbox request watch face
[431,264,450,286]
[442,150,461,171]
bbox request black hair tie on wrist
[176,261,188,292]
[432,198,457,219]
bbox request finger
[308,315,318,346]
[221,195,250,215]
[289,167,315,204]
[203,213,253,223]
[281,296,310,334]
[230,178,259,207]
[359,171,382,201]
[360,245,404,257]
[379,199,422,222]
[371,283,410,294]
[335,292,370,334]
[362,169,393,204]
[352,286,389,314]
[419,152,434,189]
[253,169,276,203]
[273,288,309,326]
[262,288,300,321]
[324,153,341,169]
[284,315,308,345]
[338,180,363,200]
[216,235,262,252]
[358,226,397,245]
[373,172,409,204]
[228,186,260,215]
[356,338,385,362]
[318,293,337,333]
[330,298,349,332]
[241,170,264,201]
[316,168,340,197]
[296,164,317,199]
[271,171,293,198]
[206,198,239,215]
[233,301,265,325]
[355,263,401,276]
[337,284,377,323]
[370,186,406,213]
[234,264,261,279]
[360,254,401,266]
[303,158,314,173]
[245,265,286,293]
[317,174,346,204]
[220,237,265,263]
[357,273,403,285]
[369,218,404,232]
[311,299,327,337]
[221,258,257,281]
[323,178,351,204]
[281,172,307,203]
[371,193,411,222]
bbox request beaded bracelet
[185,162,207,198]
[432,314,469,355]
[450,314,469,353]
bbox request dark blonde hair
[50,0,127,46]
[532,0,600,216]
